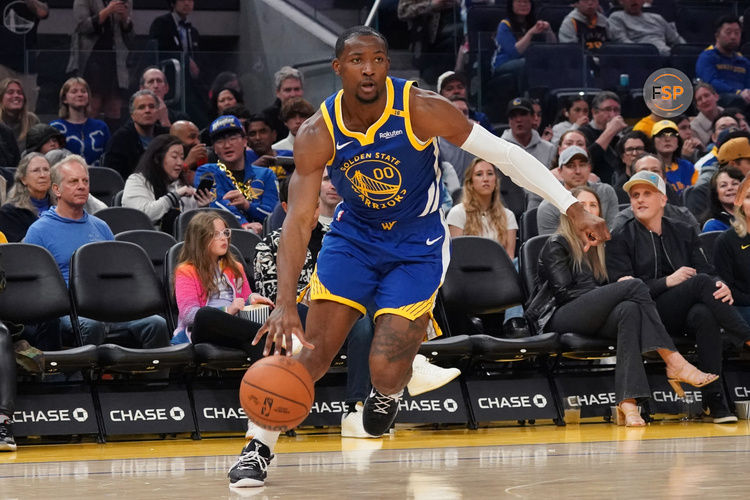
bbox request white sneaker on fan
[406,354,461,397]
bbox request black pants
[0,323,16,417]
[191,307,265,360]
[655,273,750,395]
[548,279,676,403]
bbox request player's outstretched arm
[252,112,331,356]
[408,87,609,246]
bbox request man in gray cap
[500,97,556,168]
[537,145,618,234]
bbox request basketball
[239,355,315,431]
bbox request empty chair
[0,243,97,371]
[174,207,242,241]
[596,43,660,56]
[439,236,559,361]
[669,44,706,82]
[88,167,125,206]
[229,229,261,288]
[698,230,723,264]
[95,207,154,234]
[111,189,124,207]
[525,44,585,91]
[68,241,188,372]
[519,207,539,243]
[114,230,177,285]
[677,4,733,45]
[537,4,574,35]
[595,54,665,90]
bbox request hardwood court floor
[2,420,750,499]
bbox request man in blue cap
[194,115,279,233]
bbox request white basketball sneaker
[341,402,381,438]
[406,354,461,397]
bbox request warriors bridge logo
[340,152,406,210]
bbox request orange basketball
[240,355,315,431]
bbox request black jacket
[0,122,19,168]
[148,12,200,54]
[525,233,604,334]
[606,216,713,297]
[0,204,37,242]
[713,229,750,306]
[103,122,169,180]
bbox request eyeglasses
[597,106,621,113]
[624,146,645,154]
[213,229,232,240]
[213,133,243,147]
[656,131,678,138]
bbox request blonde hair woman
[529,186,717,426]
[446,157,518,258]
[0,78,39,150]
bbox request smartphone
[197,178,214,193]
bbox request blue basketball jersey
[320,77,441,225]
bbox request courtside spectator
[691,83,724,148]
[148,0,201,81]
[531,99,552,142]
[447,158,518,259]
[612,154,698,231]
[700,167,743,233]
[104,90,169,179]
[695,16,750,107]
[67,0,133,128]
[50,77,110,167]
[0,78,39,151]
[437,71,492,131]
[713,175,750,327]
[491,0,556,94]
[122,134,210,232]
[613,130,653,203]
[537,145,617,234]
[194,115,278,233]
[674,114,704,164]
[139,67,189,127]
[23,155,170,348]
[607,169,750,423]
[580,91,627,184]
[23,124,65,155]
[500,97,555,168]
[0,153,105,242]
[609,0,684,56]
[170,120,207,184]
[245,114,293,180]
[262,66,304,140]
[272,97,314,152]
[558,0,610,50]
[550,95,589,146]
[651,120,694,194]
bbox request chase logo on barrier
[468,378,557,422]
[13,392,99,437]
[722,370,750,402]
[556,373,616,418]
[99,388,194,435]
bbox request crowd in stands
[6,0,750,451]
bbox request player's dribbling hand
[253,302,315,357]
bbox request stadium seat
[677,4,734,45]
[595,54,665,90]
[643,0,677,23]
[439,236,559,361]
[69,241,192,373]
[525,44,586,92]
[88,167,125,206]
[0,243,98,372]
[537,4,574,34]
[95,207,155,234]
[173,207,242,241]
[669,44,707,82]
[115,230,177,285]
[519,207,539,243]
[229,229,262,289]
[112,189,124,207]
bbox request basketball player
[229,26,608,488]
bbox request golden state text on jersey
[320,77,442,224]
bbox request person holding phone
[122,134,211,233]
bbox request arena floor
[2,419,749,499]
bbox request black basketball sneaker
[228,439,274,487]
[362,388,401,436]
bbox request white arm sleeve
[460,123,578,214]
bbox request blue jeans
[505,258,524,320]
[60,315,170,348]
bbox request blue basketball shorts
[310,204,450,321]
